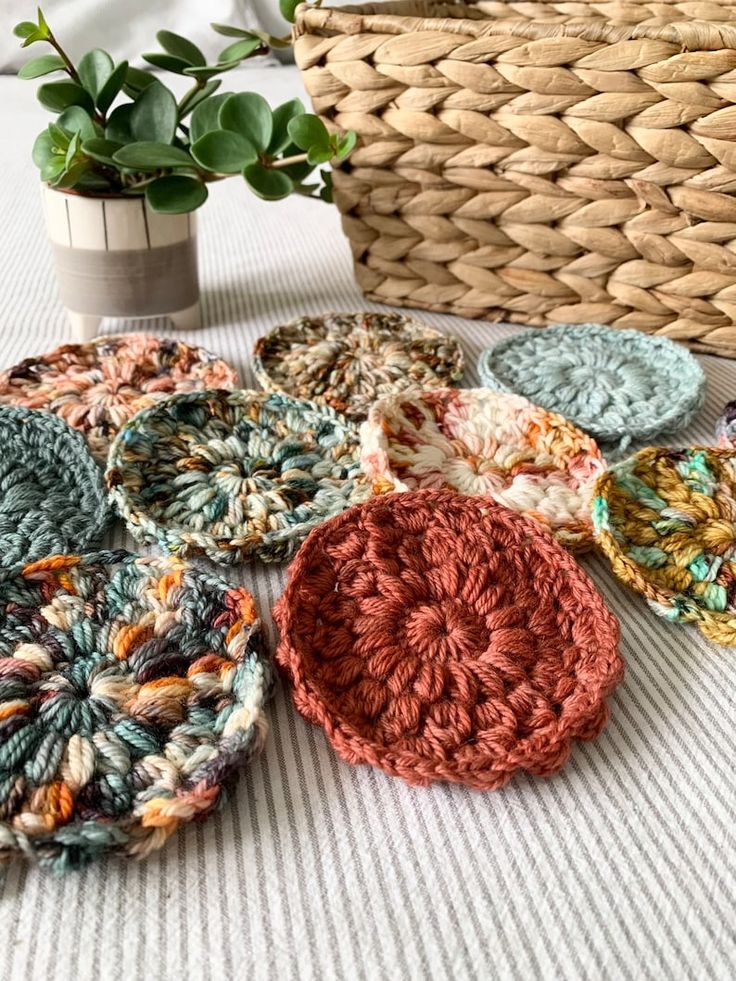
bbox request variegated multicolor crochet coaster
[253,311,464,420]
[0,334,238,460]
[0,551,269,870]
[107,389,369,564]
[360,387,604,550]
[593,446,736,646]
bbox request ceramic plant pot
[42,185,201,340]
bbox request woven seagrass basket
[295,1,736,356]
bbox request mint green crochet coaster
[478,324,706,458]
[0,405,109,565]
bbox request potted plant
[13,8,355,338]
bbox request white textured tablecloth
[1,66,735,981]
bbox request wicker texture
[296,1,736,356]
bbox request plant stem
[46,29,108,126]
[270,152,310,169]
[178,77,205,117]
[45,30,81,85]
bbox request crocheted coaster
[275,491,623,791]
[593,447,736,646]
[0,551,269,870]
[253,311,464,420]
[107,389,368,565]
[0,334,237,460]
[359,387,604,550]
[716,400,736,448]
[478,324,706,458]
[0,406,109,565]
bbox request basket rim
[295,1,736,50]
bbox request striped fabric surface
[1,67,735,981]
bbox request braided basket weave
[295,1,736,356]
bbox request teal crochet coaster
[478,324,706,458]
[0,551,269,870]
[107,389,368,564]
[0,405,109,565]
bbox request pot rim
[43,182,147,202]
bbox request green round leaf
[210,23,252,38]
[47,123,71,151]
[32,130,56,167]
[123,65,156,96]
[179,79,221,119]
[56,160,90,189]
[279,0,301,23]
[219,93,272,152]
[307,145,333,166]
[183,63,239,81]
[145,175,208,214]
[75,172,113,192]
[57,106,98,141]
[82,137,123,166]
[336,130,357,159]
[78,49,114,97]
[268,99,306,156]
[191,131,258,173]
[112,142,194,170]
[156,30,205,67]
[218,38,261,63]
[243,163,294,201]
[13,21,38,39]
[142,52,191,75]
[105,103,134,143]
[96,60,128,114]
[18,54,65,79]
[37,81,94,114]
[65,131,81,168]
[190,93,231,142]
[288,114,330,152]
[40,156,65,183]
[130,80,177,144]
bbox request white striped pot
[42,185,201,340]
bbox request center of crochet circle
[403,602,488,662]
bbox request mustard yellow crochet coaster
[592,447,736,646]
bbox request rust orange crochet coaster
[275,491,623,791]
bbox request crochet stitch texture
[593,447,736,646]
[107,389,369,565]
[0,334,237,460]
[253,311,464,420]
[360,387,604,550]
[275,491,623,791]
[0,406,109,566]
[716,400,736,448]
[478,324,705,458]
[0,551,269,870]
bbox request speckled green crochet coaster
[0,405,109,565]
[107,389,369,564]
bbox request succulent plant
[13,8,355,213]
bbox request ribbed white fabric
[1,67,735,981]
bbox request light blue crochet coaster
[478,323,706,459]
[0,405,110,565]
